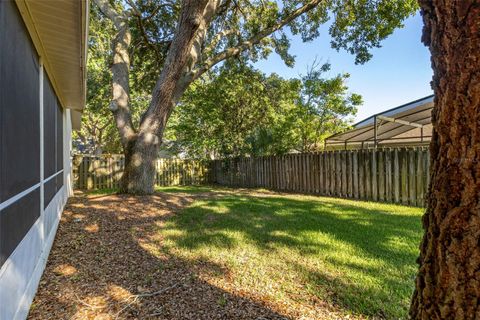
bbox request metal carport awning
[325,95,434,149]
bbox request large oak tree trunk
[121,136,158,194]
[120,0,209,194]
[410,0,480,318]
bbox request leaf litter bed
[27,188,389,319]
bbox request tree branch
[138,0,211,136]
[204,28,240,54]
[127,0,172,59]
[170,0,225,102]
[94,0,127,30]
[94,0,137,147]
[125,0,141,16]
[185,0,224,72]
[190,0,323,81]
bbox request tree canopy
[167,61,361,159]
[97,0,418,90]
[83,0,418,192]
[78,0,416,158]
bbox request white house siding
[0,1,74,319]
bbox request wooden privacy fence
[211,147,430,207]
[74,147,430,206]
[73,155,211,190]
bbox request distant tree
[247,62,361,154]
[167,63,300,158]
[167,62,360,158]
[410,0,480,318]
[92,0,418,193]
[293,61,362,152]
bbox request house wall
[0,2,73,319]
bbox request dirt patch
[28,191,346,320]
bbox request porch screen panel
[44,74,56,180]
[56,101,64,192]
[0,0,40,202]
[44,179,56,210]
[44,79,65,207]
[0,189,40,267]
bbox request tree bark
[410,1,480,319]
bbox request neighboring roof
[15,0,88,120]
[325,95,434,147]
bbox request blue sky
[254,12,433,122]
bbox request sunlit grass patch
[159,188,423,319]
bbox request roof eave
[15,0,88,127]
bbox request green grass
[155,185,219,193]
[158,186,424,319]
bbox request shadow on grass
[28,192,289,319]
[33,187,422,319]
[162,193,423,319]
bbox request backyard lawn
[29,186,423,319]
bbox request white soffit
[15,0,88,112]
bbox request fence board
[385,149,392,203]
[409,149,417,206]
[358,150,365,199]
[371,150,378,201]
[400,148,409,205]
[378,150,385,202]
[417,149,424,206]
[341,151,347,196]
[365,150,371,200]
[353,150,359,199]
[394,149,400,203]
[348,151,352,197]
[324,153,329,195]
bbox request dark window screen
[0,188,40,268]
[43,74,56,179]
[44,178,56,209]
[0,0,40,202]
[56,173,64,194]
